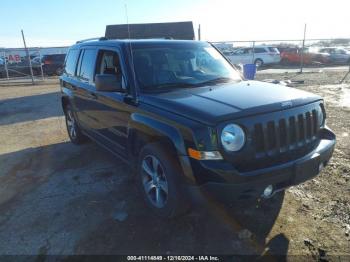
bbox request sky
[1,0,350,48]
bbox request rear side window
[64,49,80,76]
[254,48,266,53]
[77,49,97,82]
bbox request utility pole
[3,51,9,79]
[21,29,34,84]
[198,24,201,41]
[300,24,307,74]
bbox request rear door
[253,47,268,63]
[73,47,99,133]
[60,48,81,116]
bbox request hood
[141,80,322,125]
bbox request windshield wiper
[145,82,198,89]
[197,77,237,86]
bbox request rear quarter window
[64,49,80,77]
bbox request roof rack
[76,37,108,44]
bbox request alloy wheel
[141,155,169,208]
[66,109,77,139]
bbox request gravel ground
[0,73,349,260]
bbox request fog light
[319,162,325,172]
[262,185,274,198]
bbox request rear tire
[254,58,264,67]
[280,58,289,65]
[137,143,190,218]
[56,67,63,76]
[64,104,88,145]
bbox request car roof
[71,39,205,49]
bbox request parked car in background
[223,46,281,67]
[31,56,41,65]
[0,54,66,78]
[280,47,330,65]
[0,60,33,78]
[41,54,66,75]
[318,47,350,64]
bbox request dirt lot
[0,72,349,259]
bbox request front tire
[64,104,87,145]
[137,143,190,218]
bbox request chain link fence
[1,38,349,83]
[211,38,350,72]
[0,46,68,84]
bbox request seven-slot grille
[253,108,320,157]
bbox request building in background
[0,47,68,64]
[105,21,195,40]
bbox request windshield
[132,42,241,91]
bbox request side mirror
[95,74,123,92]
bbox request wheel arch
[61,96,70,111]
[254,58,264,65]
[128,113,195,184]
[128,113,187,158]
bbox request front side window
[96,50,125,89]
[268,47,279,53]
[78,49,97,82]
[132,42,241,91]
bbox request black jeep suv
[60,39,335,217]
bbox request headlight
[221,124,245,151]
[317,105,325,127]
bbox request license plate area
[294,153,320,184]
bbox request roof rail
[76,37,108,44]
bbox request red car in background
[280,47,330,65]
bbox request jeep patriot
[60,38,336,217]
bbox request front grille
[253,109,319,157]
[220,102,323,172]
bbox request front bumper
[187,127,336,203]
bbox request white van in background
[223,46,281,67]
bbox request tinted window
[64,49,80,76]
[78,49,97,82]
[52,54,65,62]
[254,48,266,53]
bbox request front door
[89,48,133,158]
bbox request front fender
[130,112,187,155]
[129,112,196,185]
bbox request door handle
[89,92,97,99]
